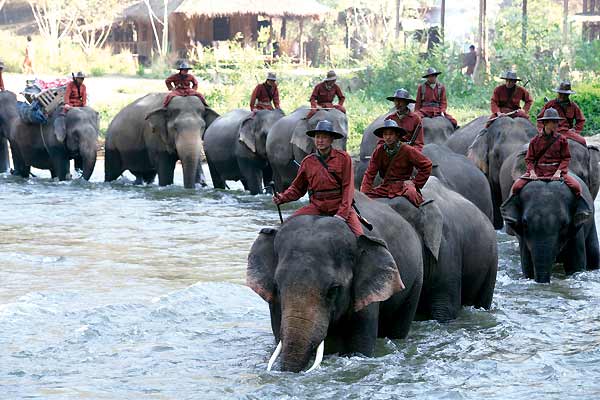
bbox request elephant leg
[157,153,177,186]
[195,163,207,187]
[74,156,83,173]
[383,283,421,339]
[206,156,226,190]
[245,171,263,195]
[563,229,586,275]
[343,303,378,357]
[0,138,10,173]
[585,222,600,270]
[49,152,70,181]
[519,237,534,279]
[490,182,504,229]
[133,174,144,185]
[427,250,461,322]
[142,171,157,185]
[240,178,250,191]
[104,149,124,182]
[473,264,497,310]
[9,143,29,178]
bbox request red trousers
[511,175,582,197]
[164,89,207,107]
[364,181,424,206]
[290,203,364,236]
[561,130,587,146]
[486,110,529,127]
[416,108,458,127]
[306,103,346,119]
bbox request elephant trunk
[176,130,203,189]
[279,306,328,373]
[77,128,98,181]
[530,240,558,283]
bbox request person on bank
[272,120,363,236]
[510,108,581,197]
[250,72,280,111]
[414,67,458,128]
[306,70,346,119]
[463,44,477,77]
[536,81,586,146]
[360,120,432,206]
[384,89,425,151]
[164,62,208,107]
[487,71,533,127]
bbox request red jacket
[361,142,432,197]
[278,149,354,220]
[64,81,87,107]
[525,131,570,177]
[384,111,425,151]
[165,73,198,90]
[310,82,345,108]
[415,83,447,113]
[250,82,280,110]
[490,85,533,114]
[537,99,585,135]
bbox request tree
[143,0,169,58]
[0,0,7,12]
[71,0,123,55]
[28,0,77,61]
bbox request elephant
[247,191,423,373]
[501,175,600,283]
[2,89,99,180]
[0,91,19,173]
[422,143,493,222]
[500,139,600,203]
[266,107,348,192]
[0,138,8,173]
[203,108,284,194]
[105,94,219,189]
[445,115,488,155]
[467,116,537,228]
[382,176,498,321]
[354,113,455,187]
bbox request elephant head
[247,216,404,372]
[146,96,219,189]
[501,179,593,283]
[239,109,284,158]
[62,107,99,180]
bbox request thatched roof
[124,0,331,20]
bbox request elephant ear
[353,235,405,312]
[203,107,220,131]
[290,112,313,154]
[238,117,257,153]
[145,108,171,151]
[328,109,348,150]
[501,194,522,235]
[467,129,489,175]
[247,228,278,303]
[510,147,528,181]
[587,145,600,198]
[573,188,593,230]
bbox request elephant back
[359,112,388,160]
[445,116,487,155]
[290,108,348,154]
[422,116,454,145]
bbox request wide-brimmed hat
[0,61,4,69]
[500,71,521,81]
[422,67,442,78]
[537,108,565,121]
[554,81,575,94]
[177,62,192,70]
[324,70,337,81]
[373,119,408,138]
[266,72,277,81]
[306,120,344,139]
[386,88,416,103]
[74,71,85,79]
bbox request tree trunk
[475,0,488,85]
[563,0,569,44]
[395,0,401,39]
[440,0,445,42]
[522,0,528,47]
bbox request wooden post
[475,0,488,84]
[441,0,445,42]
[281,17,287,39]
[522,0,527,47]
[563,0,569,44]
[395,0,401,39]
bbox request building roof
[124,0,331,20]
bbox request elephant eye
[326,285,341,301]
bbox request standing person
[463,45,477,77]
[360,120,432,206]
[22,36,35,75]
[306,70,345,119]
[487,71,533,127]
[0,61,5,91]
[414,67,458,128]
[164,62,208,107]
[384,89,424,151]
[250,72,280,111]
[54,71,88,141]
[272,120,363,236]
[510,108,581,197]
[536,81,586,146]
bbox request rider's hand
[552,171,562,181]
[528,171,538,180]
[273,193,283,205]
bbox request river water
[1,165,600,399]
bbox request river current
[1,165,600,399]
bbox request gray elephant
[501,175,599,283]
[468,116,537,228]
[247,192,423,373]
[0,138,8,173]
[445,116,488,155]
[105,94,219,188]
[354,113,455,187]
[1,89,99,180]
[0,91,18,173]
[423,143,493,222]
[382,177,498,321]
[266,107,347,192]
[203,109,284,194]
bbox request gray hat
[74,71,85,79]
[0,61,4,70]
[266,72,277,81]
[324,70,337,81]
[422,67,442,78]
[500,71,521,81]
[537,108,565,121]
[554,81,576,95]
[386,88,416,103]
[306,120,344,139]
[177,62,192,70]
[373,119,408,138]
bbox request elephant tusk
[267,341,282,371]
[305,340,325,373]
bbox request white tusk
[267,341,282,371]
[305,340,325,373]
